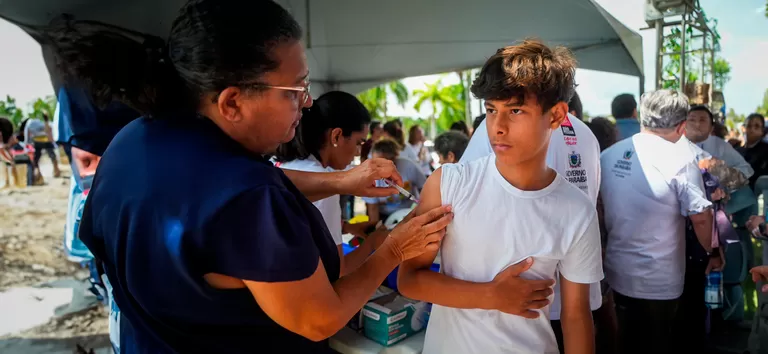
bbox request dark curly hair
[471,39,577,112]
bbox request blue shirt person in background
[56,84,142,262]
[54,1,452,353]
[612,93,640,140]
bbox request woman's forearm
[331,241,400,320]
[281,169,343,202]
[340,232,386,276]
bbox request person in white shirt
[406,125,433,175]
[460,98,606,354]
[363,139,426,223]
[686,104,753,189]
[399,40,603,354]
[601,89,721,354]
[275,91,388,276]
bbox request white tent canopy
[0,0,643,95]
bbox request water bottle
[705,271,723,309]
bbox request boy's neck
[494,154,555,191]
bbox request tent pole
[304,0,311,49]
[680,11,687,92]
[655,20,664,90]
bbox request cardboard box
[347,286,394,332]
[361,293,429,346]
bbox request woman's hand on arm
[282,158,403,202]
[243,204,453,341]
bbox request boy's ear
[549,102,569,129]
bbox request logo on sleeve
[623,150,634,160]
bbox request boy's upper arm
[401,168,443,270]
[559,275,591,313]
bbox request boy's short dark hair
[434,131,470,161]
[371,139,401,160]
[0,117,13,144]
[611,93,637,119]
[470,39,577,112]
[568,91,583,121]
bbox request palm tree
[30,95,57,119]
[412,80,464,139]
[357,80,409,120]
[0,95,25,127]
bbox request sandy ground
[0,159,109,353]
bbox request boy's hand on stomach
[490,257,555,319]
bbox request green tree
[437,83,467,133]
[757,89,768,116]
[712,58,732,90]
[357,80,409,121]
[412,80,464,139]
[0,95,25,128]
[29,96,57,120]
[725,107,746,133]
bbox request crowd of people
[3,0,768,353]
[0,113,62,187]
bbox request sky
[0,0,765,117]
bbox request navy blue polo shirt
[78,115,340,353]
[56,85,140,156]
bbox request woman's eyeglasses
[251,82,311,105]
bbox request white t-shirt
[423,155,603,354]
[601,133,712,300]
[279,156,343,245]
[460,114,603,319]
[363,157,426,215]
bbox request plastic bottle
[705,270,723,309]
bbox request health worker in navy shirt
[69,1,453,353]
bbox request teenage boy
[398,40,603,354]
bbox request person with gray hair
[599,89,720,353]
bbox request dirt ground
[0,159,109,353]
